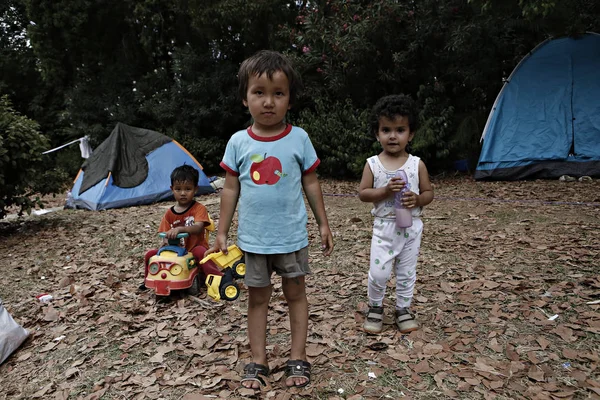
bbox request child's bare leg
[282,276,309,387]
[243,285,272,389]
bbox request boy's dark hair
[238,50,303,106]
[369,94,419,136]
[170,164,199,186]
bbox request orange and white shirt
[158,201,210,250]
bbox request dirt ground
[0,176,599,400]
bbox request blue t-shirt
[220,124,320,254]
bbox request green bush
[295,98,373,178]
[169,131,227,175]
[0,95,66,219]
[450,112,486,168]
[411,84,456,170]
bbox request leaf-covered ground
[1,177,599,400]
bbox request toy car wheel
[220,282,239,301]
[232,257,246,279]
[187,275,200,296]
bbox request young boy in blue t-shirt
[207,50,333,389]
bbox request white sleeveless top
[367,154,422,218]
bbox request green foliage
[168,129,228,174]
[287,0,588,173]
[135,45,244,152]
[283,0,414,108]
[0,96,67,219]
[132,0,302,170]
[5,0,600,180]
[20,0,303,174]
[468,0,599,33]
[296,98,371,177]
[412,84,455,167]
[286,0,463,170]
[451,113,485,163]
[0,1,42,116]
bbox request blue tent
[70,123,214,210]
[475,33,600,180]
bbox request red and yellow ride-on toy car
[144,232,202,296]
[199,245,246,301]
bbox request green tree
[134,0,301,171]
[0,0,42,116]
[283,0,600,172]
[470,0,599,33]
[22,0,302,172]
[13,0,600,179]
[0,95,66,219]
[23,0,167,175]
[296,98,371,177]
[282,0,472,170]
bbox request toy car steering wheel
[159,232,189,246]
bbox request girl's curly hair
[369,94,419,136]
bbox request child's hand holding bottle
[393,170,412,228]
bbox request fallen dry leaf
[527,365,545,381]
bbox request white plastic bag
[0,298,29,364]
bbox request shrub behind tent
[475,33,600,180]
[70,123,214,210]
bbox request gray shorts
[244,247,310,287]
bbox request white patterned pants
[368,217,423,310]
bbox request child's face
[243,71,291,135]
[170,180,197,207]
[376,115,414,156]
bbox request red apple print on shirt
[250,153,286,185]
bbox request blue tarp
[475,33,600,180]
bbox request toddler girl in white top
[358,94,434,334]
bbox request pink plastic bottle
[394,170,412,228]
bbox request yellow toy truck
[200,245,246,301]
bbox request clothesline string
[42,136,92,158]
